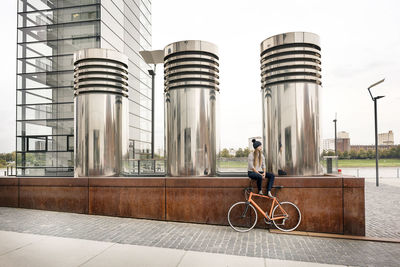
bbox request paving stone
[365,179,400,239]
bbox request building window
[27,136,47,152]
[67,135,74,151]
[71,11,98,22]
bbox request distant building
[323,138,350,153]
[322,139,335,151]
[378,130,394,145]
[228,148,236,157]
[338,131,349,139]
[248,137,262,151]
[322,138,350,152]
[336,138,350,152]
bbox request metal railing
[341,167,400,178]
[6,166,16,176]
[125,159,166,176]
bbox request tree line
[322,145,400,159]
[219,145,400,159]
[219,148,251,158]
[0,152,16,168]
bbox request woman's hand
[262,173,266,178]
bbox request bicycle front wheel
[272,201,301,232]
[228,201,258,232]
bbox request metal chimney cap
[260,32,320,53]
[74,48,129,66]
[164,40,218,58]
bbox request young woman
[248,139,275,197]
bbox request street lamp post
[367,78,385,187]
[148,68,156,158]
[139,50,164,159]
[333,113,337,156]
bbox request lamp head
[139,50,164,64]
[368,78,385,90]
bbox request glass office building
[16,0,152,176]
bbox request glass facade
[17,0,152,176]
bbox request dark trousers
[248,171,275,192]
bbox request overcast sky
[0,0,399,153]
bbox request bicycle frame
[246,192,287,221]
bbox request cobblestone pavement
[365,178,400,239]
[0,207,399,267]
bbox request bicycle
[227,185,301,232]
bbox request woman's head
[252,139,262,150]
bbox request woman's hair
[253,148,262,168]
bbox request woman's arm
[248,153,260,174]
[262,155,266,177]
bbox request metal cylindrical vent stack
[260,32,322,175]
[164,40,219,177]
[74,48,129,177]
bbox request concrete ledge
[269,229,400,243]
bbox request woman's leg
[265,172,275,192]
[248,171,263,192]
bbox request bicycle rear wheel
[228,201,258,232]
[272,201,301,232]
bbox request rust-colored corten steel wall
[88,178,165,220]
[19,178,89,214]
[0,176,365,236]
[0,178,18,208]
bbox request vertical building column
[164,40,219,177]
[260,32,322,175]
[74,48,129,177]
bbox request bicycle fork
[241,202,251,218]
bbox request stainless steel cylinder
[74,48,129,177]
[164,40,219,177]
[260,32,322,175]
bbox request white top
[248,152,266,172]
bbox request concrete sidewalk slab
[265,258,346,267]
[81,243,185,267]
[0,231,112,267]
[179,250,265,267]
[0,230,346,267]
[0,231,48,256]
